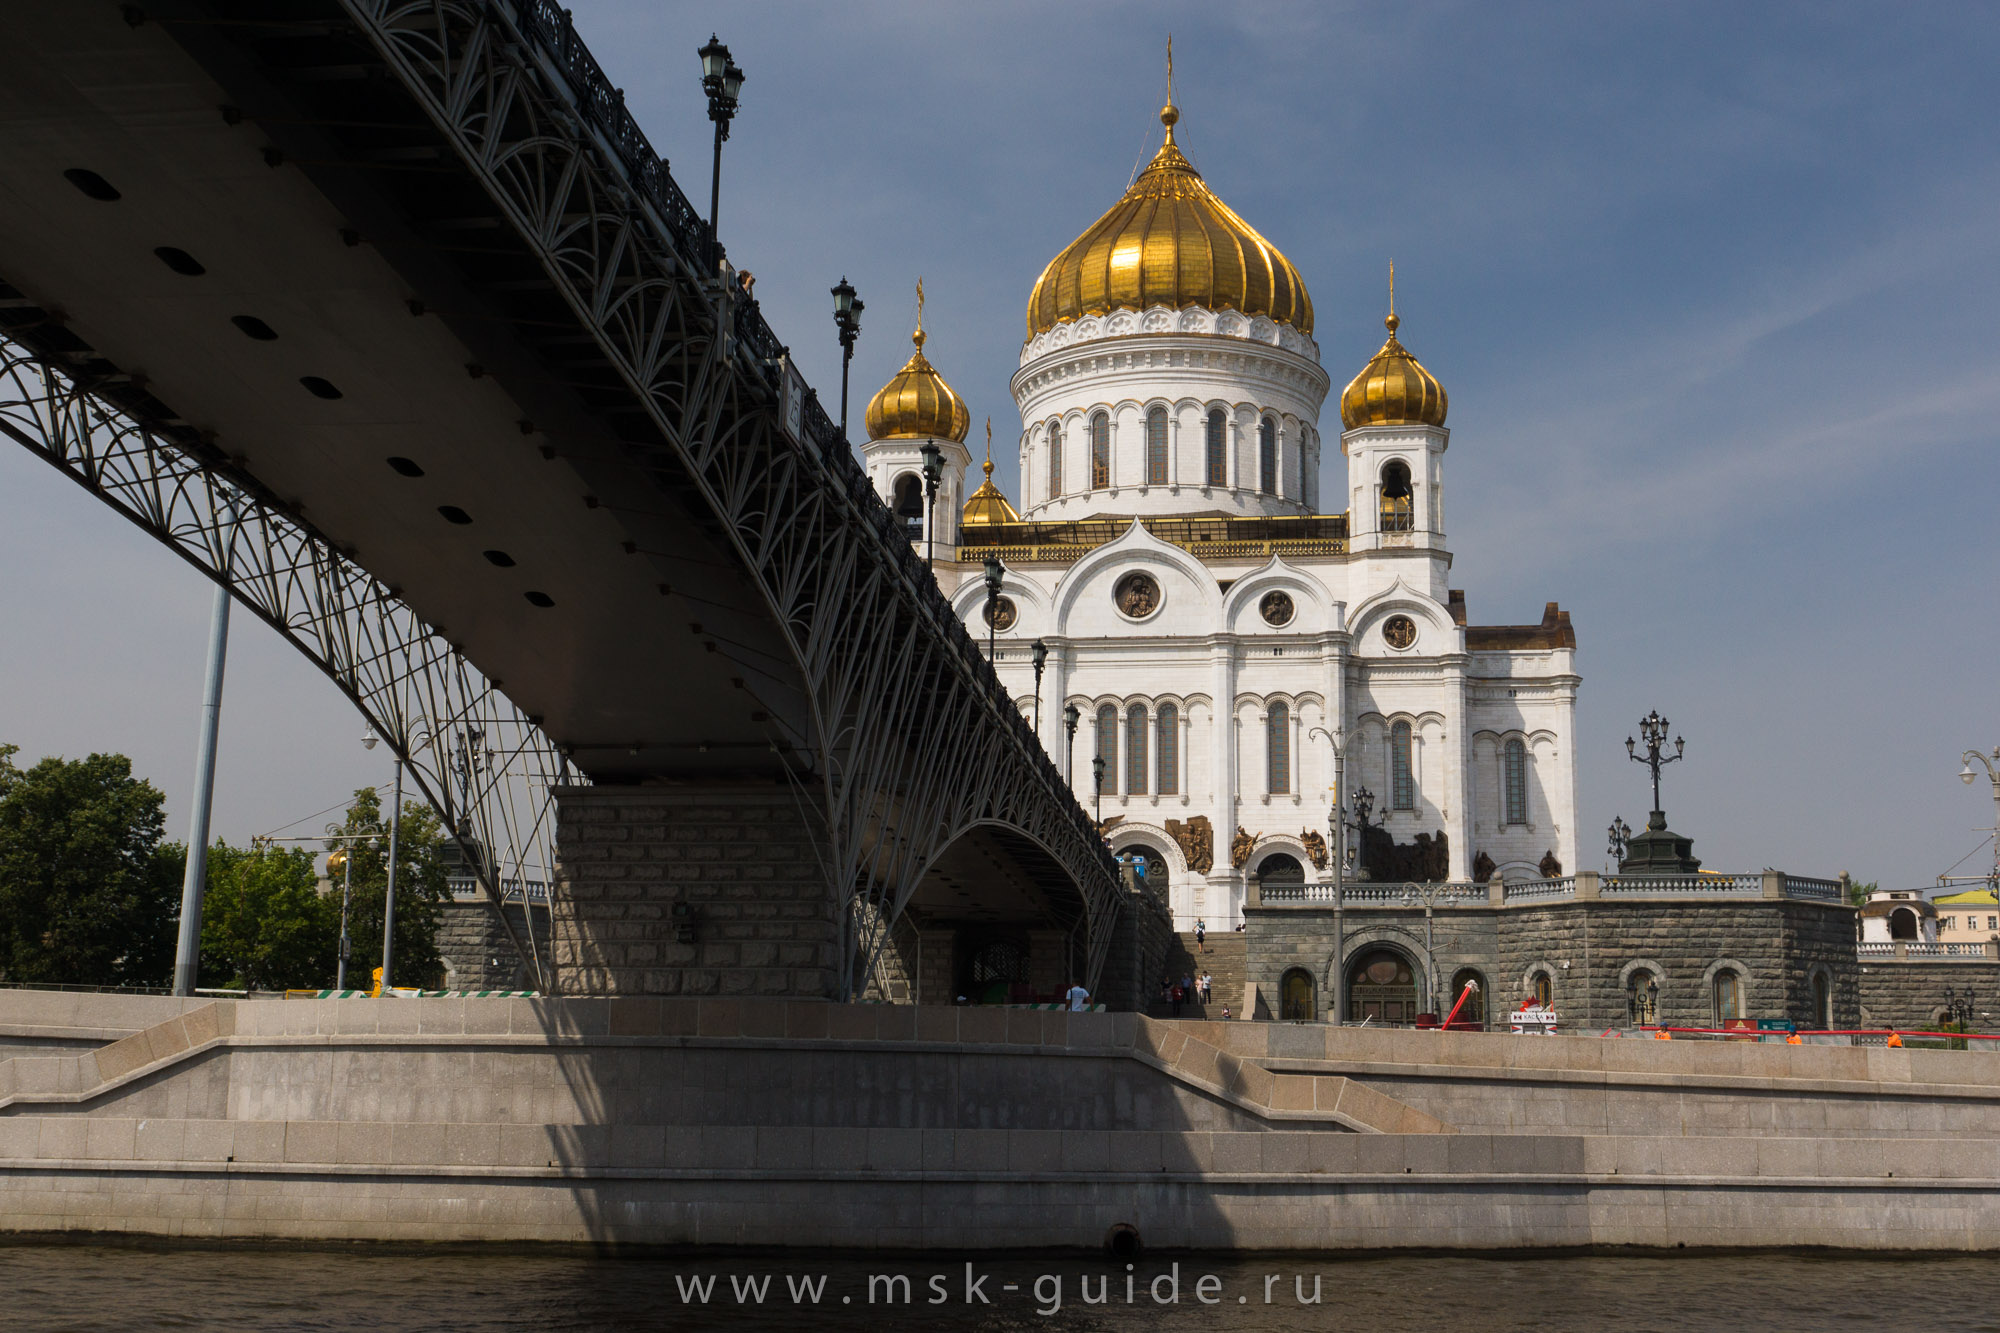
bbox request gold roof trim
[1024,100,1313,340]
[960,419,1020,527]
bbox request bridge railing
[504,0,1114,884]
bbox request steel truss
[0,335,569,992]
[342,0,1123,995]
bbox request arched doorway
[1890,908,1918,941]
[1347,948,1418,1025]
[1280,967,1316,1021]
[1256,852,1303,883]
[1626,968,1659,1027]
[892,474,923,539]
[1812,970,1832,1029]
[1122,841,1169,887]
[1448,968,1486,1027]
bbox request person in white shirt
[1065,981,1090,1012]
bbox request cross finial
[983,417,994,477]
[915,276,925,332]
[1166,34,1173,104]
[1389,260,1395,315]
[1386,260,1399,335]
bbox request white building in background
[859,97,1580,928]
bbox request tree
[198,840,336,991]
[0,745,181,986]
[1847,879,1878,908]
[325,786,452,989]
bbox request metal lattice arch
[0,0,1123,998]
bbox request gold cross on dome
[915,276,925,332]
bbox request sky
[1,1,1996,886]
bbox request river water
[7,1243,2000,1331]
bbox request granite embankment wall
[4,994,2000,1249]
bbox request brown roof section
[1466,602,1576,651]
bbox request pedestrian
[1220,1006,1231,1020]
[1201,972,1212,1003]
[1195,918,1207,951]
[1182,973,1194,1002]
[1886,1031,1903,1048]
[1170,982,1184,1018]
[1065,979,1091,1012]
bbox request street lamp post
[981,555,1004,662]
[697,35,745,266]
[1091,753,1106,829]
[831,277,863,440]
[1308,724,1347,1022]
[1349,785,1376,881]
[1400,880,1466,1017]
[920,442,942,565]
[330,837,355,991]
[1607,815,1632,872]
[1064,703,1080,786]
[361,727,403,992]
[1627,709,1684,824]
[1960,747,2000,886]
[1031,638,1049,740]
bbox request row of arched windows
[1044,409,1295,498]
[1094,702,1181,796]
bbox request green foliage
[325,786,452,990]
[0,745,180,986]
[1847,879,1878,907]
[198,841,336,991]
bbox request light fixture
[361,727,379,751]
[1964,763,1978,785]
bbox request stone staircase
[1148,930,1249,1019]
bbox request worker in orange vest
[1652,1027,1672,1040]
[1886,1032,1903,1048]
[1785,1032,1802,1045]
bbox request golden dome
[1025,103,1313,340]
[960,421,1020,527]
[1339,311,1448,430]
[864,326,970,443]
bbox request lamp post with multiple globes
[831,277,863,440]
[696,35,744,265]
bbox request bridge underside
[0,0,1118,999]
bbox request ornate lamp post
[1401,880,1467,1017]
[1308,724,1348,1021]
[1607,815,1632,871]
[360,725,402,990]
[1349,785,1376,880]
[1941,983,1974,1031]
[1091,753,1106,829]
[831,277,863,440]
[1960,746,2000,887]
[1064,702,1080,785]
[1622,710,1700,875]
[697,35,745,265]
[1031,638,1049,738]
[919,441,942,564]
[1627,710,1684,820]
[981,555,1004,662]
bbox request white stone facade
[861,302,1578,936]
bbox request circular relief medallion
[1383,615,1418,650]
[982,595,1017,632]
[1114,572,1161,620]
[1259,590,1295,627]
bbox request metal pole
[336,848,354,991]
[381,760,402,992]
[1333,745,1346,1025]
[171,582,231,995]
[839,344,852,441]
[709,118,723,266]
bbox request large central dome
[1025,104,1313,340]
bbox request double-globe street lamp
[697,35,745,266]
[919,442,942,564]
[1627,710,1684,822]
[982,555,1005,662]
[1960,746,2000,886]
[1064,703,1080,788]
[831,277,863,440]
[1031,639,1049,740]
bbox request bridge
[0,1,1127,1001]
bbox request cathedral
[859,93,1579,934]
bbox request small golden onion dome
[863,327,971,442]
[1339,311,1448,430]
[1025,103,1313,339]
[960,457,1020,527]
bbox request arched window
[1155,702,1179,796]
[1627,969,1659,1027]
[1889,908,1919,940]
[1205,408,1226,487]
[1528,969,1553,1008]
[1380,459,1414,532]
[1090,412,1110,490]
[1711,969,1744,1026]
[1503,738,1528,826]
[1126,703,1148,796]
[1449,968,1486,1027]
[1095,704,1117,791]
[1256,852,1303,884]
[1280,967,1316,1022]
[892,474,923,539]
[1046,421,1062,498]
[1812,970,1831,1029]
[1390,720,1414,811]
[1146,406,1168,485]
[1267,701,1290,795]
[1258,416,1277,495]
